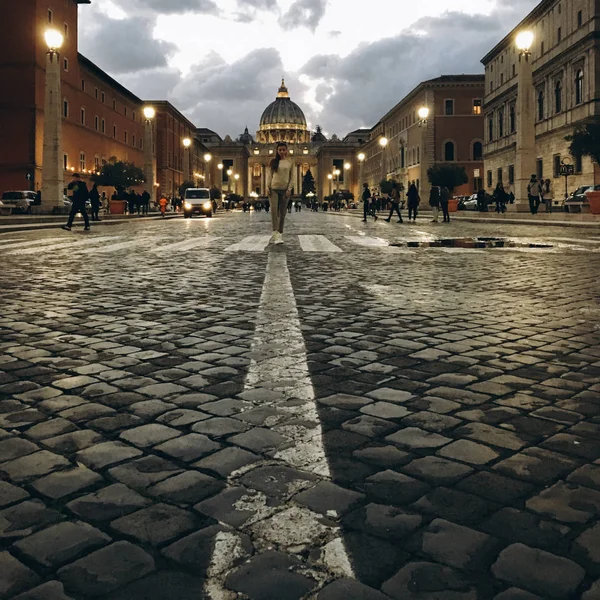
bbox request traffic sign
[559,164,574,176]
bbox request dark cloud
[111,0,218,16]
[279,0,328,32]
[79,13,178,74]
[300,2,540,135]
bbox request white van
[183,188,212,218]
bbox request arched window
[253,163,261,177]
[575,69,584,105]
[473,141,483,161]
[444,141,455,161]
[555,80,562,113]
[537,89,545,121]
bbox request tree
[379,179,395,195]
[90,156,145,193]
[427,164,468,192]
[302,169,316,198]
[209,186,221,201]
[566,118,600,166]
[178,180,195,197]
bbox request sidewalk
[0,212,181,233]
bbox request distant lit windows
[80,152,86,172]
[472,99,482,115]
[575,69,584,105]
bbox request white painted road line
[224,235,271,252]
[152,237,216,253]
[0,237,65,251]
[344,235,410,253]
[203,252,354,597]
[298,234,343,252]
[9,236,119,255]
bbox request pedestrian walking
[89,183,101,221]
[406,182,419,222]
[102,192,108,214]
[362,183,377,222]
[141,190,150,215]
[493,183,508,214]
[267,141,294,245]
[62,173,90,231]
[476,188,487,212]
[542,179,553,213]
[385,182,403,223]
[429,185,441,223]
[527,174,542,214]
[440,185,451,222]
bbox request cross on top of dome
[277,78,289,98]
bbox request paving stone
[110,570,208,600]
[25,418,78,441]
[542,433,600,460]
[193,446,261,477]
[582,580,600,600]
[111,503,198,546]
[191,416,249,437]
[0,437,39,461]
[108,456,183,491]
[382,561,477,599]
[342,503,423,541]
[294,481,365,517]
[454,422,529,451]
[491,543,585,599]
[57,402,116,423]
[573,522,600,565]
[53,375,99,390]
[0,499,63,540]
[438,439,500,465]
[526,481,600,523]
[318,394,374,409]
[57,541,155,596]
[126,399,177,419]
[88,413,143,433]
[317,578,392,600]
[483,507,570,551]
[0,481,29,508]
[456,406,521,425]
[156,409,209,427]
[67,483,151,522]
[13,521,111,568]
[531,406,582,424]
[493,589,543,600]
[119,423,182,448]
[420,518,501,571]
[137,382,188,397]
[225,550,317,599]
[1,450,70,483]
[409,396,462,414]
[364,470,430,506]
[239,465,318,499]
[456,472,534,504]
[228,427,289,453]
[194,486,270,528]
[31,465,103,499]
[42,430,104,454]
[567,464,600,491]
[74,441,143,469]
[427,373,478,386]
[353,445,411,468]
[0,551,40,598]
[147,471,225,504]
[153,433,222,462]
[402,456,473,485]
[426,386,490,406]
[401,411,462,433]
[366,388,414,403]
[38,396,88,414]
[385,427,451,451]
[411,487,493,525]
[360,402,411,420]
[342,415,399,438]
[11,581,74,600]
[493,447,579,485]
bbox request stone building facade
[360,76,485,200]
[482,0,600,199]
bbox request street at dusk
[1,211,600,599]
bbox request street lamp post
[143,106,156,204]
[515,30,535,212]
[204,153,212,188]
[40,29,64,213]
[234,173,240,195]
[417,106,430,199]
[227,168,233,194]
[357,152,365,196]
[217,163,223,207]
[379,137,388,191]
[183,137,191,184]
[327,173,333,197]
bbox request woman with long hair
[267,142,294,244]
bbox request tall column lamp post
[204,153,212,188]
[379,136,388,191]
[41,29,64,213]
[417,106,430,198]
[143,106,156,203]
[182,137,191,184]
[358,152,365,195]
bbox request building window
[575,69,584,105]
[577,10,583,27]
[541,41,545,55]
[488,116,494,141]
[112,99,116,110]
[132,111,136,121]
[140,138,143,150]
[575,153,583,173]
[81,79,85,92]
[444,141,455,162]
[490,81,494,93]
[80,152,86,172]
[63,99,68,118]
[537,158,544,180]
[472,99,482,115]
[512,64,516,77]
[80,108,85,125]
[473,141,483,161]
[509,105,516,132]
[445,99,454,116]
[113,125,117,139]
[500,73,504,85]
[537,89,545,121]
[474,177,483,191]
[101,118,105,134]
[497,168,503,184]
[132,134,135,147]
[64,23,68,37]
[124,107,127,117]
[400,147,405,169]
[253,164,261,177]
[101,91,105,103]
[557,27,562,43]
[553,155,561,178]
[63,58,69,71]
[508,165,515,184]
[498,109,504,137]
[555,81,562,113]
[417,146,420,163]
[48,9,53,22]
[124,131,128,144]
[94,115,99,131]
[63,154,68,171]
[95,88,98,99]
[487,170,492,187]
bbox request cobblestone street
[1,211,600,599]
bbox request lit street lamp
[143,106,156,204]
[40,29,64,213]
[418,106,430,125]
[515,30,535,211]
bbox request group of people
[61,173,104,230]
[362,181,422,223]
[111,189,152,215]
[527,174,553,214]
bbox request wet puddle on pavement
[390,237,555,249]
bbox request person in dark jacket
[406,182,419,222]
[89,183,101,221]
[429,185,441,223]
[493,183,508,214]
[62,173,90,231]
[476,188,487,212]
[362,183,377,221]
[440,185,451,222]
[385,182,403,223]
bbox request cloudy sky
[79,0,539,138]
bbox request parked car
[183,188,212,218]
[564,185,600,212]
[0,191,38,213]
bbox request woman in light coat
[266,142,294,245]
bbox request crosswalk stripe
[8,236,119,256]
[152,237,216,253]
[0,237,66,251]
[344,235,411,253]
[225,235,271,252]
[298,234,342,253]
